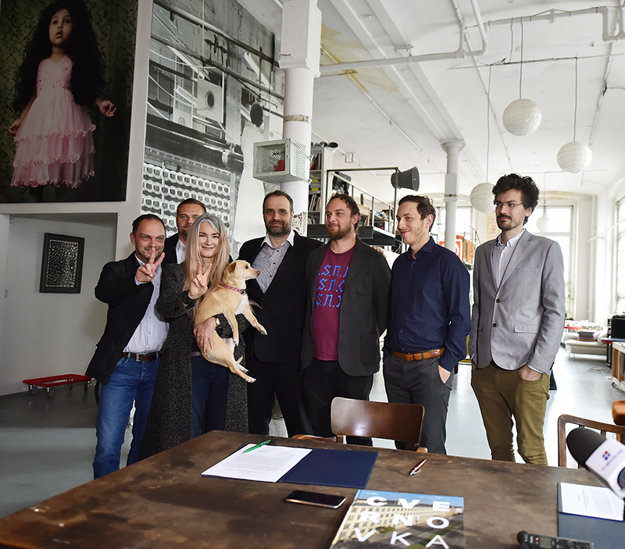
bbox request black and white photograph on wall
[143,0,284,247]
[0,0,138,204]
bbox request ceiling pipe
[475,6,624,42]
[320,0,487,75]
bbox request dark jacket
[163,233,180,264]
[85,253,154,384]
[140,263,248,459]
[238,232,322,364]
[301,238,391,376]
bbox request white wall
[0,216,116,395]
[0,0,153,395]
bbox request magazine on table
[330,489,464,548]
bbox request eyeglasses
[494,201,524,210]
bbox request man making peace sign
[86,214,168,478]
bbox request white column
[279,0,321,235]
[441,140,465,252]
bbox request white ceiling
[239,0,625,205]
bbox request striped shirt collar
[261,229,295,249]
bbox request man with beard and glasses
[238,191,321,436]
[301,193,391,444]
[469,174,565,465]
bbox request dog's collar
[220,283,246,295]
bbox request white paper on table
[201,444,312,482]
[559,482,625,521]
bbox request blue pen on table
[243,439,271,454]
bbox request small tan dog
[194,260,266,382]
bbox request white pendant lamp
[557,141,592,174]
[502,22,542,136]
[558,58,592,173]
[503,99,542,136]
[471,66,494,213]
[471,183,495,212]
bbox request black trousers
[246,355,310,437]
[302,358,373,446]
[383,354,453,454]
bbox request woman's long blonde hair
[183,213,230,295]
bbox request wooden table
[0,431,601,548]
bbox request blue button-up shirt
[385,237,471,371]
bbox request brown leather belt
[391,348,445,362]
[121,351,158,362]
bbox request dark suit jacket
[163,234,180,264]
[301,238,391,376]
[238,232,321,364]
[85,253,154,384]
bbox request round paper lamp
[536,213,553,233]
[502,99,542,136]
[557,141,592,173]
[470,183,495,212]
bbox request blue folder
[557,484,625,549]
[278,448,377,489]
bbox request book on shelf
[330,489,464,548]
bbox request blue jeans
[93,356,159,478]
[191,355,228,438]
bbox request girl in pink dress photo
[9,0,115,193]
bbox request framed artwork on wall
[39,233,85,293]
[0,0,138,204]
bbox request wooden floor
[0,347,622,519]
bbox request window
[526,206,573,315]
[615,199,625,312]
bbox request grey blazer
[468,230,565,374]
[301,238,391,376]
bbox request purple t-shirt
[311,246,355,360]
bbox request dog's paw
[257,324,267,336]
[234,364,255,383]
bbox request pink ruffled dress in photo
[12,56,95,188]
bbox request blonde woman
[140,214,248,459]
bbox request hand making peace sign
[188,262,211,300]
[136,248,165,283]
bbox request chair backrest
[612,401,625,443]
[557,413,625,467]
[330,397,425,451]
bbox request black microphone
[566,427,625,498]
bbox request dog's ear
[227,262,237,273]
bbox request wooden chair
[612,400,625,443]
[294,397,426,452]
[557,413,625,467]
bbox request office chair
[557,413,625,467]
[294,397,426,452]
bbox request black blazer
[85,253,155,384]
[163,233,180,264]
[238,232,321,364]
[301,238,391,376]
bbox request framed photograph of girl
[0,0,138,203]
